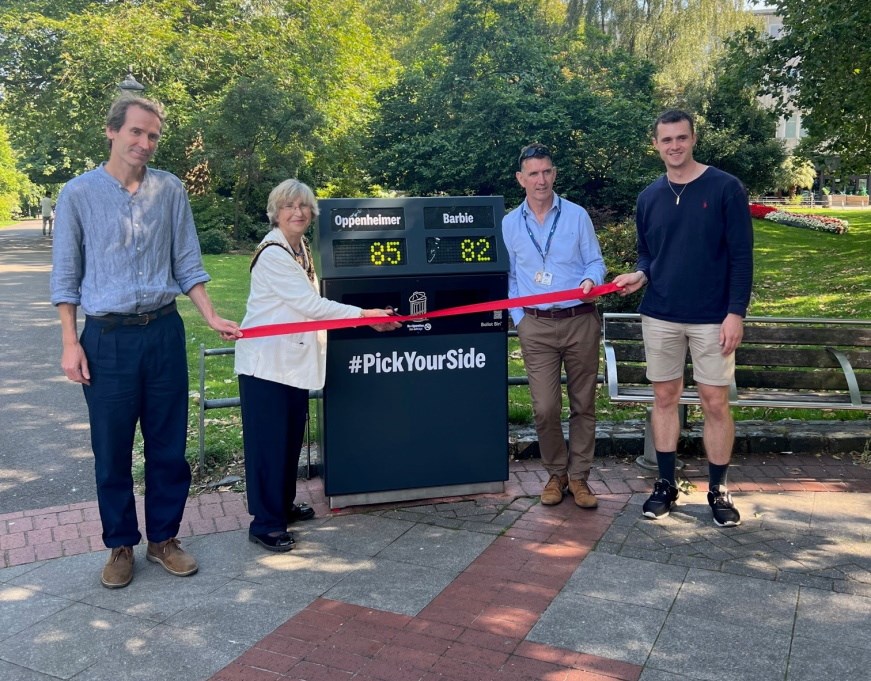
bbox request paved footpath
[1,453,869,681]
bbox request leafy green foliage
[368,0,660,217]
[689,45,786,195]
[566,0,759,98]
[0,0,395,219]
[0,122,29,219]
[738,2,871,175]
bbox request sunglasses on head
[518,145,552,166]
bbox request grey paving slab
[301,513,415,557]
[0,602,157,679]
[527,590,668,666]
[8,550,112,600]
[0,562,44,584]
[671,568,799,632]
[162,578,316,648]
[638,670,697,681]
[563,553,687,610]
[68,624,246,681]
[0,584,72,640]
[647,611,791,681]
[0,659,57,680]
[374,523,495,571]
[786,635,871,681]
[322,556,455,616]
[237,541,372,593]
[793,587,871,650]
[79,565,234,623]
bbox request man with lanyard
[51,95,241,589]
[503,143,607,508]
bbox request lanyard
[523,196,562,267]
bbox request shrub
[199,228,231,254]
[597,217,644,313]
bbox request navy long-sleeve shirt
[636,166,753,324]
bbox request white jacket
[234,228,361,389]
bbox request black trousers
[238,374,308,534]
[81,311,190,548]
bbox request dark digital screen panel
[425,236,496,265]
[333,239,407,268]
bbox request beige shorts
[641,315,734,386]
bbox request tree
[565,0,758,99]
[777,155,815,197]
[0,122,29,219]
[689,45,786,196]
[744,1,871,175]
[368,0,660,215]
[0,0,394,234]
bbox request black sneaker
[708,485,741,527]
[642,478,680,519]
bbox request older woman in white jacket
[235,179,398,551]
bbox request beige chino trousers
[516,310,601,480]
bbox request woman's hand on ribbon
[362,308,402,332]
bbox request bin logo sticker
[409,291,427,317]
[407,291,431,332]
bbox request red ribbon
[239,281,623,339]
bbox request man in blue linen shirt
[502,143,607,509]
[50,95,241,589]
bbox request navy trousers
[238,374,308,535]
[80,311,191,548]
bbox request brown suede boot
[146,538,198,577]
[568,479,598,508]
[541,474,568,505]
[101,546,134,589]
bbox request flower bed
[749,203,777,219]
[749,203,848,235]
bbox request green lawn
[179,208,870,480]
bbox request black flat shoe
[248,531,295,552]
[287,503,315,523]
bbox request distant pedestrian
[50,94,241,589]
[40,191,54,236]
[613,109,753,527]
[502,143,607,509]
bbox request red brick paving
[3,453,869,679]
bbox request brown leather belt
[522,303,594,319]
[87,301,177,330]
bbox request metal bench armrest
[603,341,620,400]
[826,347,862,407]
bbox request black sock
[709,463,729,490]
[655,451,677,486]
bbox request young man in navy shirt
[614,110,753,527]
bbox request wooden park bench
[602,314,871,465]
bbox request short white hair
[266,179,319,225]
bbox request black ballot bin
[314,197,509,508]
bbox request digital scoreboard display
[316,197,506,278]
[426,236,496,265]
[333,238,407,268]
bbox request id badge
[536,271,553,286]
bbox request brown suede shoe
[568,479,598,508]
[146,538,198,577]
[541,474,568,505]
[101,546,134,589]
